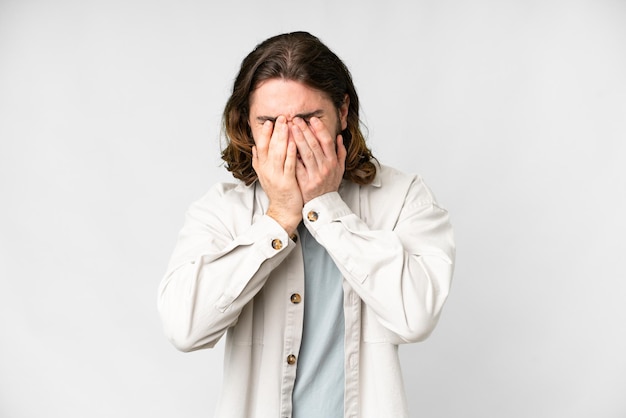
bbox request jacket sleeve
[158,185,295,352]
[302,176,455,344]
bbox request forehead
[249,79,335,118]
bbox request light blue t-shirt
[292,223,345,418]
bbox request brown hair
[221,31,376,185]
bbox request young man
[158,31,455,418]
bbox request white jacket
[158,164,455,418]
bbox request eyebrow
[256,109,325,123]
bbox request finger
[284,138,297,175]
[291,121,314,167]
[252,145,258,170]
[293,117,325,167]
[336,134,347,169]
[256,120,273,157]
[295,156,308,183]
[268,116,289,163]
[308,117,336,159]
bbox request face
[248,78,349,144]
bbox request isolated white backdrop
[1,0,625,417]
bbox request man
[158,31,455,418]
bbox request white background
[1,0,625,417]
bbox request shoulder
[195,181,255,207]
[186,181,257,224]
[178,181,262,241]
[374,163,414,184]
[368,163,438,206]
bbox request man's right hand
[251,116,303,235]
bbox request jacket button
[290,293,302,304]
[307,211,318,222]
[271,238,283,250]
[289,233,298,243]
[287,354,297,365]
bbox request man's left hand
[291,116,347,204]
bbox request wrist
[266,207,301,235]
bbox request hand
[252,116,303,235]
[291,116,347,204]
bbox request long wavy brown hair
[221,31,376,186]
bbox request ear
[339,94,350,131]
